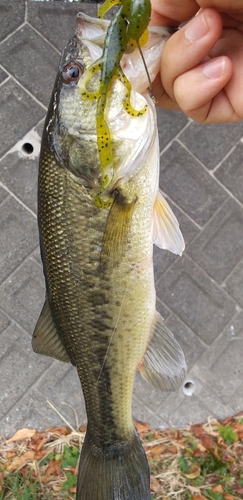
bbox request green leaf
[62,471,77,491]
[218,424,237,445]
[178,456,190,473]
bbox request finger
[150,0,198,25]
[160,9,224,103]
[197,0,243,22]
[174,56,235,122]
[152,74,180,110]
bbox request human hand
[151,0,243,123]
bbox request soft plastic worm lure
[78,0,151,208]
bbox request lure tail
[76,427,150,500]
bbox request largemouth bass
[32,12,186,500]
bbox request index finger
[150,0,199,25]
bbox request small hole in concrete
[183,380,196,397]
[21,142,34,156]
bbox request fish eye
[62,62,83,84]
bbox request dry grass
[0,412,242,499]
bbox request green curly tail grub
[78,0,151,207]
[78,63,102,100]
[98,0,121,18]
[118,68,148,117]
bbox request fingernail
[185,12,209,41]
[202,58,225,78]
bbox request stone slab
[164,314,206,371]
[0,126,41,214]
[187,198,243,284]
[0,0,25,43]
[190,312,243,406]
[156,256,236,345]
[0,322,52,420]
[0,79,44,158]
[0,258,45,335]
[225,258,243,308]
[215,142,243,203]
[157,108,189,151]
[179,121,243,170]
[0,25,60,106]
[28,0,97,50]
[0,67,8,84]
[159,141,228,227]
[0,197,38,284]
[158,374,232,428]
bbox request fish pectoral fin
[138,312,187,391]
[32,299,71,364]
[101,190,137,268]
[153,190,185,255]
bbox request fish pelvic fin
[32,299,71,364]
[77,427,150,500]
[153,190,185,256]
[138,312,187,391]
[101,190,137,269]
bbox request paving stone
[0,389,58,438]
[156,256,236,345]
[0,309,10,333]
[0,322,52,420]
[164,314,206,371]
[215,143,243,203]
[170,201,200,246]
[134,372,170,414]
[0,79,44,158]
[0,383,81,438]
[225,259,243,308]
[153,245,178,282]
[0,197,38,284]
[157,108,189,151]
[156,375,232,428]
[0,67,8,84]
[0,258,45,335]
[35,361,87,426]
[28,1,97,50]
[228,381,243,416]
[30,247,43,267]
[0,0,25,43]
[0,25,60,107]
[190,313,243,406]
[179,121,243,170]
[0,186,8,205]
[153,199,200,282]
[187,198,243,284]
[155,297,170,321]
[0,129,40,214]
[133,393,169,429]
[159,141,228,226]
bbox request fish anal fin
[32,299,71,364]
[153,190,185,255]
[101,190,137,269]
[138,312,187,391]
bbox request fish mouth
[76,12,109,46]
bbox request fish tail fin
[77,427,150,500]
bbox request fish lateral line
[95,276,132,387]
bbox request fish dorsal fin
[153,190,185,255]
[138,312,187,391]
[32,299,71,364]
